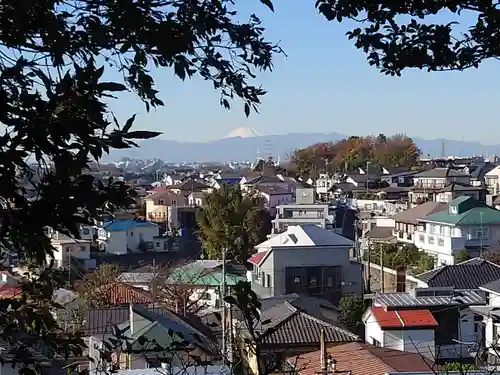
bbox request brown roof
[172,179,210,191]
[291,342,433,375]
[392,201,448,224]
[98,282,152,305]
[365,226,394,240]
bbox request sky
[107,1,499,144]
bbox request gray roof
[391,201,448,225]
[256,301,358,346]
[374,290,485,308]
[438,182,485,192]
[481,278,500,294]
[414,167,469,178]
[417,257,500,289]
[365,226,394,240]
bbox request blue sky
[107,1,499,143]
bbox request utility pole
[366,241,372,294]
[221,247,227,366]
[380,244,385,293]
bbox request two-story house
[409,168,470,206]
[474,279,500,365]
[364,287,486,360]
[254,185,294,216]
[485,165,500,196]
[144,188,184,227]
[414,196,500,266]
[104,219,160,255]
[170,179,212,198]
[247,224,362,303]
[316,173,335,199]
[433,182,487,204]
[392,201,449,244]
[49,232,91,269]
[272,187,332,234]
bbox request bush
[365,243,435,274]
[455,249,470,264]
[339,296,365,336]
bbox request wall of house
[270,246,362,297]
[50,241,91,268]
[189,286,219,308]
[106,231,128,255]
[364,312,384,347]
[394,329,435,359]
[394,221,416,243]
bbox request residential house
[170,179,212,198]
[104,219,160,255]
[272,187,332,234]
[380,169,419,188]
[414,196,500,266]
[88,304,218,370]
[241,174,293,193]
[212,173,244,189]
[392,201,448,244]
[434,182,487,204]
[91,282,152,306]
[485,165,500,196]
[288,342,434,375]
[248,224,362,302]
[364,287,486,360]
[166,260,246,309]
[316,173,335,198]
[49,233,91,269]
[345,173,383,190]
[254,185,294,216]
[472,279,500,365]
[144,188,183,226]
[465,162,496,187]
[187,191,206,207]
[238,294,359,374]
[409,168,470,205]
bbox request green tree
[197,185,271,262]
[456,249,470,264]
[339,296,365,336]
[314,1,499,75]
[0,1,279,368]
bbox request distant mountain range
[105,128,500,163]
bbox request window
[158,199,165,205]
[428,235,435,245]
[450,206,458,214]
[437,238,445,247]
[155,242,160,248]
[65,247,71,253]
[266,274,271,288]
[293,276,301,284]
[129,231,133,236]
[474,315,483,333]
[326,277,333,288]
[80,246,86,252]
[472,227,489,238]
[419,234,425,243]
[82,228,90,235]
[171,200,177,206]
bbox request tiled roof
[438,182,485,192]
[290,342,434,375]
[391,201,448,224]
[104,219,158,232]
[417,257,500,289]
[374,290,485,308]
[257,301,358,346]
[369,306,438,329]
[97,282,152,305]
[84,304,171,335]
[0,283,21,299]
[172,179,210,191]
[248,251,268,265]
[414,167,469,178]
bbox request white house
[104,219,160,255]
[414,196,500,266]
[49,233,91,269]
[474,279,500,365]
[365,288,485,360]
[316,173,335,198]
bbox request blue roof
[104,219,158,232]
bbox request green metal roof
[422,196,500,226]
[167,261,246,287]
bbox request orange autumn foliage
[288,134,420,176]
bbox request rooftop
[367,306,438,329]
[417,257,500,289]
[256,224,354,249]
[104,219,158,232]
[391,201,448,225]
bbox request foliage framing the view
[0,0,279,369]
[314,1,500,75]
[289,134,420,177]
[197,184,271,262]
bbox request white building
[49,233,91,268]
[414,196,500,266]
[104,219,160,255]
